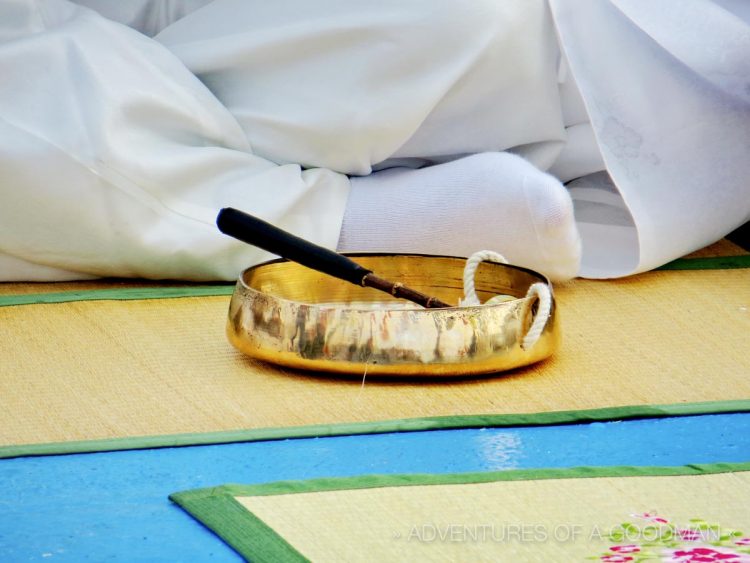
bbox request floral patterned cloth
[592,513,750,562]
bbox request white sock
[337,152,581,281]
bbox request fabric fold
[550,0,750,277]
[0,0,349,281]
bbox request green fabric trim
[0,285,234,307]
[657,254,750,270]
[169,461,750,563]
[170,489,309,563]
[2,399,750,459]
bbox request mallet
[216,207,452,309]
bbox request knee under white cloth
[0,0,748,282]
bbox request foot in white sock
[338,152,581,281]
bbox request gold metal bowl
[226,254,559,376]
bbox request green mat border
[170,461,750,563]
[0,284,234,307]
[656,254,750,271]
[2,399,750,459]
[0,252,747,308]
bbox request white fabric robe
[0,0,748,280]
[552,0,750,276]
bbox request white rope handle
[460,251,552,351]
[459,250,508,307]
[521,282,552,350]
